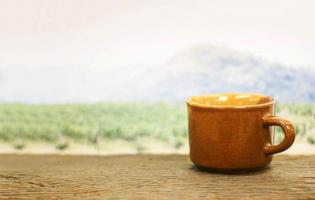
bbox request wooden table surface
[0,154,314,199]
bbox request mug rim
[187,93,275,110]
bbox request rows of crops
[0,103,314,150]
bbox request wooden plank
[0,154,314,199]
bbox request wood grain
[0,154,314,199]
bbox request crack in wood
[0,174,45,187]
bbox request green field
[0,103,314,151]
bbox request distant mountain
[112,45,315,102]
[0,45,314,103]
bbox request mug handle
[262,115,295,155]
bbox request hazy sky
[0,0,314,70]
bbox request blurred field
[0,103,314,153]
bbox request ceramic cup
[187,93,295,171]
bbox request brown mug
[187,93,295,171]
